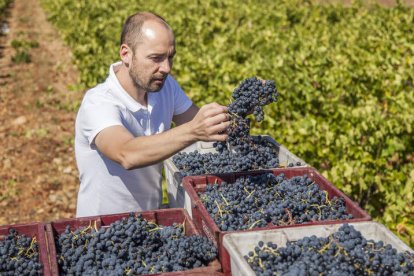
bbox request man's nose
[159,59,171,74]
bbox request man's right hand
[188,102,230,142]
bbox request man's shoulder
[82,81,118,105]
[164,75,179,88]
[160,75,184,97]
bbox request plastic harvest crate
[182,167,371,273]
[163,135,308,211]
[0,222,51,275]
[223,222,414,276]
[45,208,221,276]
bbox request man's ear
[120,44,131,67]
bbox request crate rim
[222,221,414,276]
[45,208,222,275]
[0,222,52,276]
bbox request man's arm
[94,103,229,170]
[173,103,199,126]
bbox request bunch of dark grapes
[228,77,278,121]
[173,77,290,176]
[221,116,251,152]
[0,228,42,275]
[198,173,352,231]
[245,224,414,275]
[173,136,293,176]
[56,214,217,275]
[215,77,278,152]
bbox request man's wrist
[179,121,199,144]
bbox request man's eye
[152,56,164,62]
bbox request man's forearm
[119,122,196,169]
[95,102,229,169]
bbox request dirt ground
[1,0,414,227]
[0,0,81,225]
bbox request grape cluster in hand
[56,214,217,275]
[199,173,352,231]
[0,228,42,275]
[216,77,278,152]
[173,78,291,176]
[228,77,278,121]
[245,224,414,275]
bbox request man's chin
[148,81,165,92]
[148,87,163,93]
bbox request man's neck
[114,63,147,106]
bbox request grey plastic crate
[163,135,308,214]
[223,222,414,276]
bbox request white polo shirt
[75,61,192,217]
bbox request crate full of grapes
[182,167,371,273]
[45,208,221,275]
[164,135,308,210]
[223,222,414,275]
[0,222,51,275]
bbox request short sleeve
[77,101,124,145]
[168,76,193,115]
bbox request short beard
[129,55,164,93]
[128,67,147,92]
[128,57,147,91]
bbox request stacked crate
[46,208,222,275]
[164,137,413,275]
[222,222,414,275]
[0,222,51,275]
[181,167,371,273]
[0,209,222,275]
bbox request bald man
[74,12,230,217]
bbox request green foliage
[41,0,414,247]
[11,39,39,64]
[0,0,12,15]
[11,39,39,49]
[11,50,31,64]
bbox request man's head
[120,12,175,93]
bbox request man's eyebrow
[148,53,165,57]
[147,51,176,58]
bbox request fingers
[208,133,228,142]
[209,120,230,134]
[256,78,267,85]
[193,102,230,142]
[202,121,229,143]
[204,102,226,109]
[200,103,228,118]
[205,112,230,126]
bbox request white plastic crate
[222,222,414,276]
[163,136,308,213]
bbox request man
[74,12,230,217]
